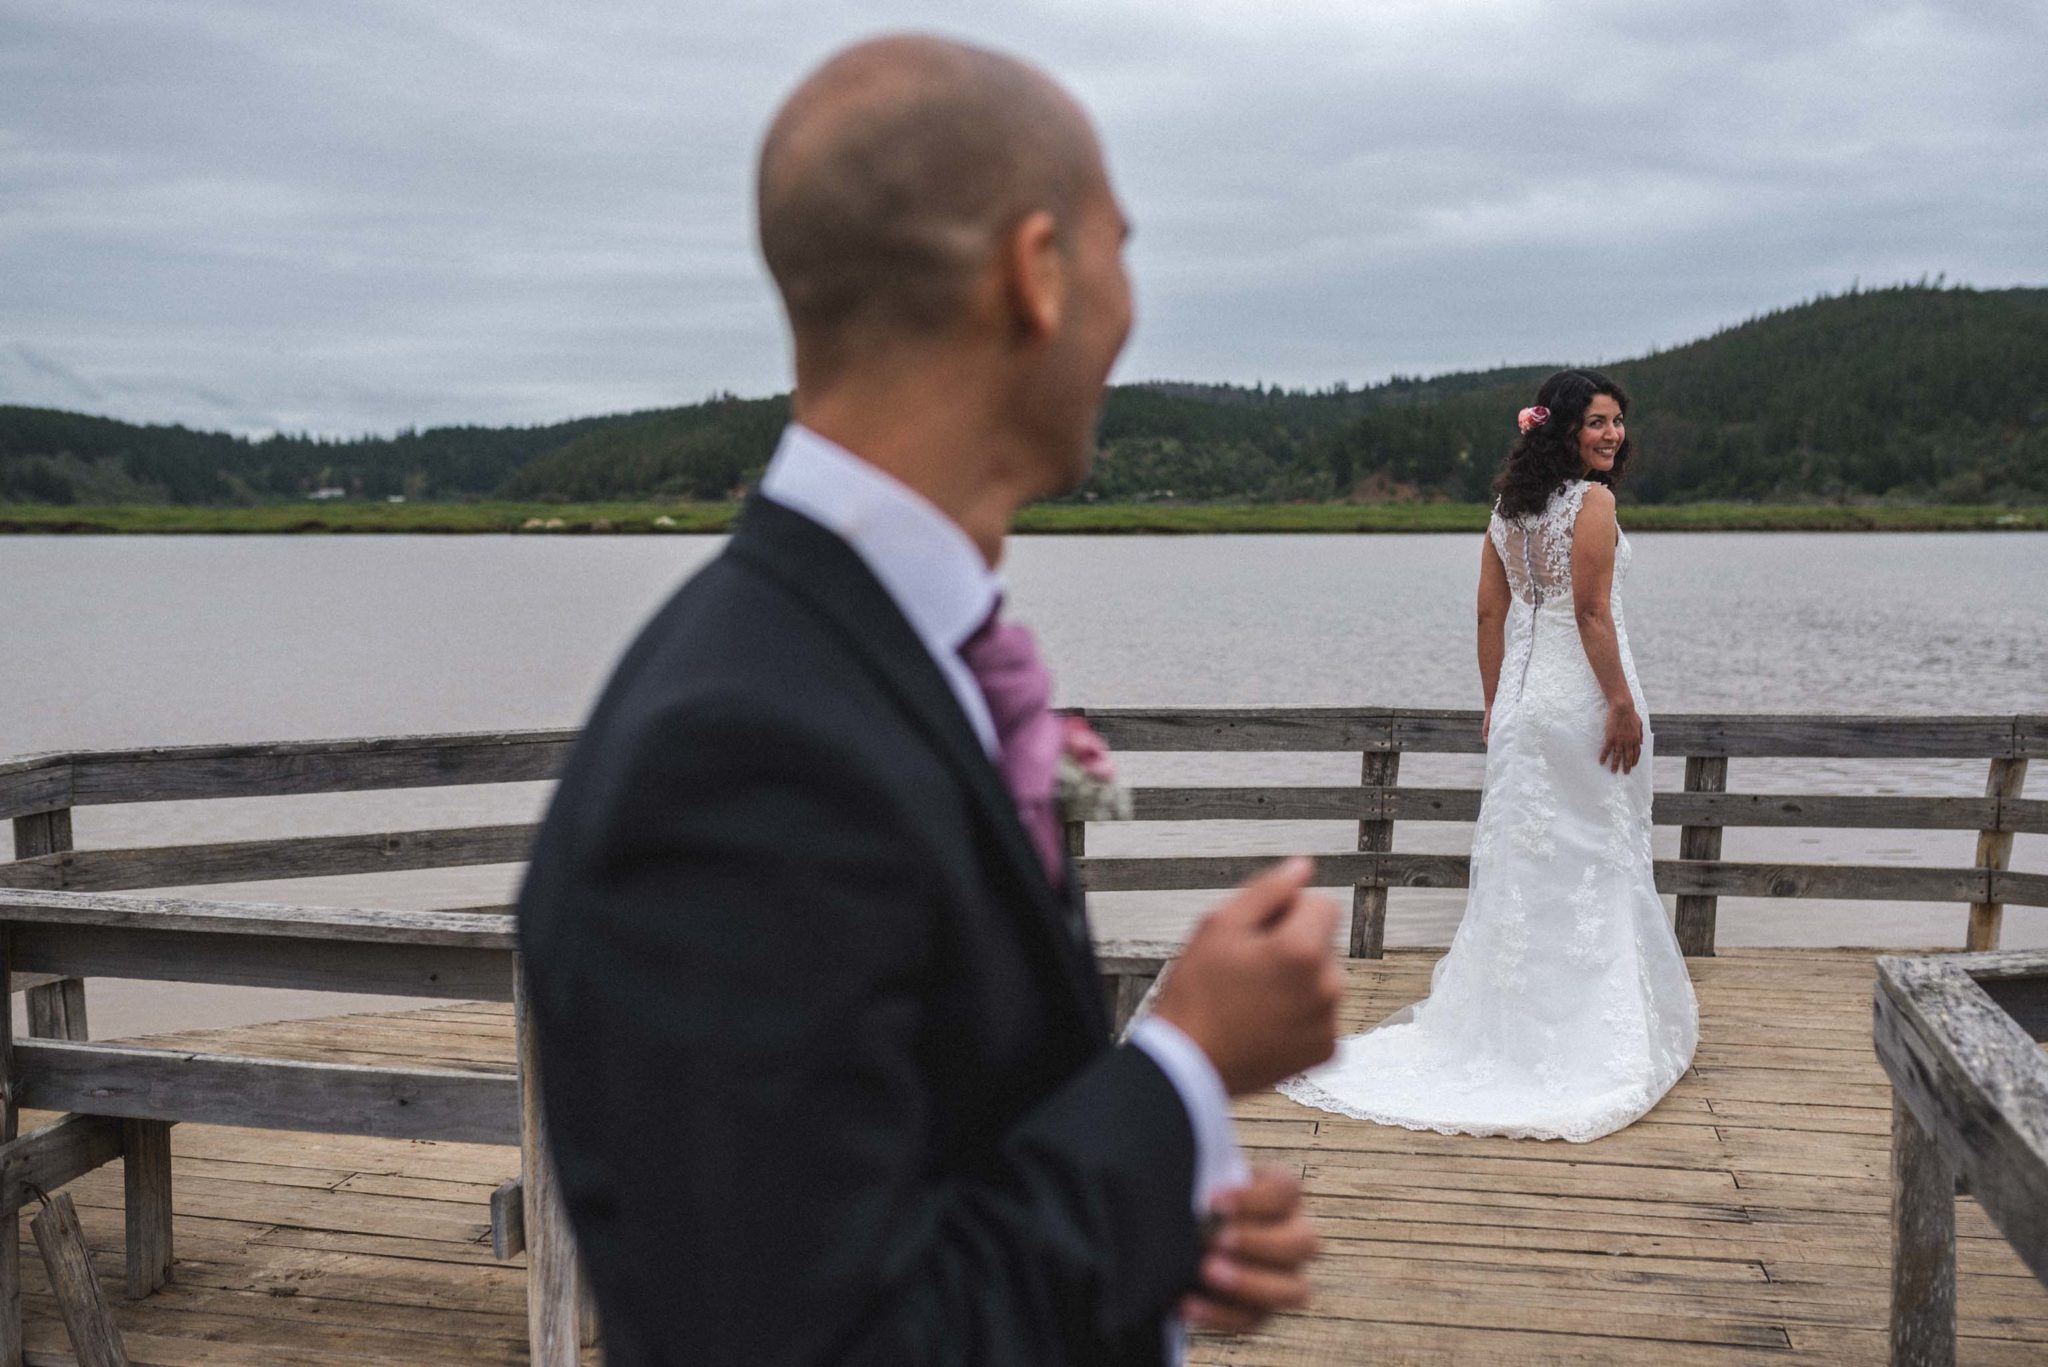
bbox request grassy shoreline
[1,501,2043,536]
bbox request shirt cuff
[1127,1015,1250,1210]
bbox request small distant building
[309,487,347,501]
[386,495,406,503]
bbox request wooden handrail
[1873,949,2048,1362]
[0,824,539,893]
[1130,786,2044,830]
[0,788,2039,898]
[0,889,516,946]
[1080,709,2043,759]
[3,710,2038,963]
[0,731,576,819]
[1073,853,2016,903]
[4,712,2039,818]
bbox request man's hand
[1153,856,1342,1095]
[1183,1168,1319,1334]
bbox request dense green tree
[498,395,789,501]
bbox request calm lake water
[3,531,2044,1035]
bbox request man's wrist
[1148,1008,1232,1093]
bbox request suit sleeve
[525,698,1202,1367]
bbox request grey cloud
[4,345,105,404]
[0,0,2041,435]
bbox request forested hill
[4,285,2044,506]
[1310,284,2048,504]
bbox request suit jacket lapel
[729,498,1106,1030]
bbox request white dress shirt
[759,423,1002,753]
[758,423,1248,1213]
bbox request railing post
[1966,757,2027,952]
[515,963,589,1366]
[1072,821,1165,1034]
[0,928,20,1367]
[1350,746,1399,959]
[9,809,69,860]
[1674,756,1727,957]
[11,809,88,1041]
[122,1119,174,1298]
[29,1190,128,1367]
[1889,1091,1956,1366]
[1070,820,1116,1021]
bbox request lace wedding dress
[1281,480,1698,1142]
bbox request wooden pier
[1,710,2043,1364]
[1209,947,2048,1366]
[0,947,2031,1364]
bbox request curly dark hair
[1491,368,1633,519]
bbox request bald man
[518,36,1339,1367]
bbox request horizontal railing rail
[1075,852,2042,903]
[0,823,539,893]
[3,712,2039,822]
[1126,785,2048,830]
[5,790,2042,898]
[0,730,578,821]
[0,890,515,998]
[1081,708,2042,758]
[3,813,2042,902]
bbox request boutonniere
[1056,716,1133,823]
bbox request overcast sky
[3,0,2043,436]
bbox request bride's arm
[1570,485,1643,773]
[1476,536,1510,740]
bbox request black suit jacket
[517,496,1201,1366]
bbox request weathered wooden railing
[0,710,2039,1363]
[1874,949,2048,1365]
[0,710,2039,1025]
[4,710,2039,953]
[0,892,586,1367]
[1070,709,2043,1009]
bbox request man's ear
[1001,210,1064,342]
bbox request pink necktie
[959,608,1067,887]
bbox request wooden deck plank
[1189,947,2048,1365]
[0,946,2038,1365]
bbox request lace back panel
[1489,480,1590,607]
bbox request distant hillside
[3,285,2043,506]
[0,405,653,505]
[497,394,789,502]
[1315,285,2048,504]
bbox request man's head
[757,35,1130,494]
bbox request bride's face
[1576,395,1624,474]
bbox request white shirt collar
[757,424,1003,751]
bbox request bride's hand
[1481,703,1493,745]
[1599,701,1643,774]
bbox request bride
[1282,368,1698,1142]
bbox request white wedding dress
[1281,479,1698,1142]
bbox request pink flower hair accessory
[1517,405,1550,434]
